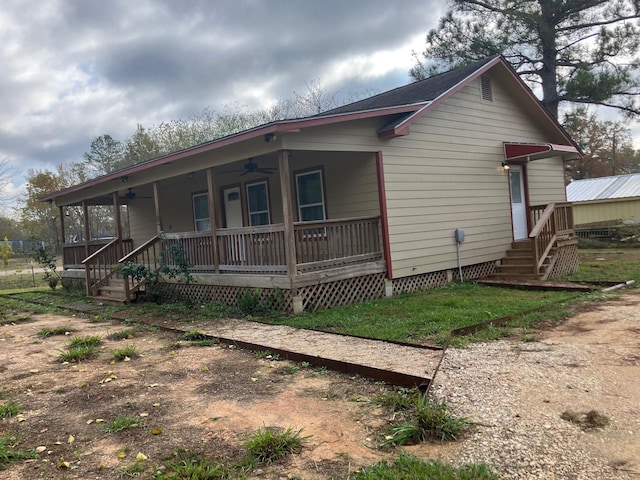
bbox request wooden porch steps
[95,278,127,303]
[493,240,552,280]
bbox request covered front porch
[59,149,389,312]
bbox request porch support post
[376,151,393,279]
[58,206,66,247]
[113,192,123,257]
[153,181,163,233]
[82,201,90,258]
[278,150,297,279]
[82,200,91,296]
[206,168,220,273]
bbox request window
[193,193,211,231]
[246,181,271,226]
[480,75,493,101]
[296,169,326,222]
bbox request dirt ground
[1,289,639,479]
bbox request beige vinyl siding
[573,198,640,225]
[381,74,566,279]
[526,157,566,205]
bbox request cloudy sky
[0,0,637,216]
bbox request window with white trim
[246,181,271,226]
[296,169,326,222]
[193,193,211,231]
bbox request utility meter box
[455,228,465,244]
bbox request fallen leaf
[139,412,149,417]
[86,419,94,425]
[251,377,258,382]
[35,446,47,453]
[68,435,74,444]
[152,402,160,407]
[117,451,127,459]
[95,419,105,423]
[59,460,70,469]
[29,369,39,373]
[148,383,160,388]
[136,452,148,462]
[151,428,162,435]
[201,366,209,372]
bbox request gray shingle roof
[566,173,640,202]
[316,55,500,116]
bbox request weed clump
[111,345,140,361]
[244,426,308,464]
[380,393,468,446]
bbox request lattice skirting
[154,283,293,312]
[296,273,386,313]
[547,243,579,278]
[462,260,497,280]
[391,261,497,296]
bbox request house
[41,55,581,313]
[567,173,640,232]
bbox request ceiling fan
[121,188,152,201]
[237,158,276,176]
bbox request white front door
[509,165,528,240]
[223,186,243,227]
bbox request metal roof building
[566,173,640,226]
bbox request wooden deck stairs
[494,239,557,280]
[92,277,128,304]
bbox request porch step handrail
[528,202,574,276]
[118,233,164,301]
[81,238,123,297]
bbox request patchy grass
[0,400,21,418]
[105,415,142,433]
[111,345,140,362]
[68,335,102,348]
[57,345,98,363]
[244,426,309,464]
[106,328,139,340]
[349,453,500,480]
[381,394,468,446]
[0,434,38,468]
[156,453,231,479]
[564,248,640,283]
[37,326,76,338]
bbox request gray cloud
[0,0,440,209]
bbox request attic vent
[480,76,493,101]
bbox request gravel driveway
[426,289,640,479]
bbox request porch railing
[216,224,287,273]
[294,216,382,272]
[63,239,133,269]
[81,238,133,296]
[528,202,574,276]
